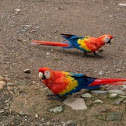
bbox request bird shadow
[32,45,105,59]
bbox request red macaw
[32,34,113,55]
[39,67,126,100]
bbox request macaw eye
[39,72,43,79]
[44,71,51,79]
[104,37,110,42]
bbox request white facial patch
[104,37,110,43]
[39,72,43,80]
[44,70,51,79]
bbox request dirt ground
[0,0,126,125]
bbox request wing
[60,34,83,41]
[62,71,85,78]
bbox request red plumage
[32,40,69,47]
[89,78,126,86]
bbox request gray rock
[91,90,108,94]
[109,93,118,99]
[63,97,87,110]
[106,112,123,121]
[118,3,126,7]
[81,93,92,98]
[49,106,63,114]
[15,8,21,12]
[108,90,125,95]
[24,69,31,74]
[93,99,103,104]
[65,120,77,126]
[35,113,39,118]
[114,98,124,105]
[116,69,121,73]
[46,52,50,56]
[98,70,104,75]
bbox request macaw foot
[46,95,66,101]
[98,49,104,52]
[46,94,55,97]
[93,52,97,55]
[84,52,87,55]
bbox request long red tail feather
[89,79,126,86]
[32,40,69,47]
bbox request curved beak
[39,72,46,81]
[107,40,111,44]
[42,75,46,80]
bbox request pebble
[15,9,21,12]
[65,120,77,126]
[49,106,63,114]
[46,52,50,56]
[116,69,121,73]
[98,70,105,75]
[0,81,6,90]
[93,99,103,104]
[91,90,108,94]
[108,90,125,95]
[109,93,118,99]
[35,114,39,118]
[24,69,31,74]
[81,93,92,98]
[118,3,126,7]
[63,97,87,110]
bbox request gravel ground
[0,0,126,125]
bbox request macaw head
[39,67,54,81]
[99,35,113,44]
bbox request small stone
[15,8,21,12]
[106,112,123,121]
[108,90,125,95]
[65,120,77,126]
[46,122,50,125]
[49,106,63,114]
[24,69,31,74]
[116,69,121,73]
[118,3,126,7]
[114,98,124,105]
[0,81,6,90]
[19,111,24,115]
[81,93,92,98]
[46,52,50,56]
[35,114,39,118]
[98,70,104,75]
[109,93,118,99]
[93,99,103,104]
[91,90,108,94]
